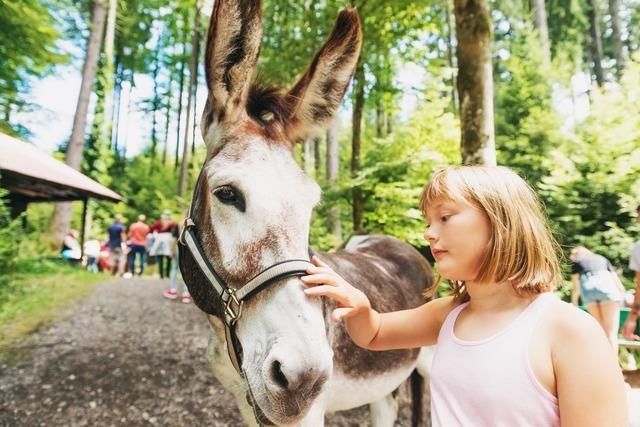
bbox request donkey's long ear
[285,8,362,142]
[204,0,262,126]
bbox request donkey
[179,1,435,425]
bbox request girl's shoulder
[543,297,600,334]
[539,297,610,355]
[537,296,627,425]
[424,295,462,326]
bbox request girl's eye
[441,215,451,222]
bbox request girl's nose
[424,227,437,242]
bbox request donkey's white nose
[263,351,330,397]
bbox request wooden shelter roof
[0,132,122,202]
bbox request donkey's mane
[245,82,294,144]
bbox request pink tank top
[430,292,560,427]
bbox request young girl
[302,166,628,426]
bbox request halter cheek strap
[177,197,313,425]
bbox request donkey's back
[317,236,434,415]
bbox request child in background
[163,219,191,303]
[302,166,628,426]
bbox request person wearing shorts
[570,246,625,353]
[107,214,127,276]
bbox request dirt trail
[0,278,412,426]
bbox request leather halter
[177,173,314,425]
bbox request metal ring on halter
[223,288,243,326]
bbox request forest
[1,0,640,292]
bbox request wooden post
[80,198,88,259]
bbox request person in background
[84,238,101,273]
[163,216,191,303]
[146,231,157,277]
[623,204,640,340]
[107,214,127,276]
[149,210,177,280]
[61,229,81,262]
[570,246,625,353]
[128,214,150,276]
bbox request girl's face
[424,198,492,282]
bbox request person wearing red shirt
[149,210,177,279]
[128,214,150,276]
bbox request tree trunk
[100,0,117,148]
[530,0,551,64]
[112,61,123,152]
[162,56,174,165]
[189,24,201,180]
[314,137,322,179]
[178,2,200,197]
[175,11,189,171]
[608,0,624,79]
[121,76,133,159]
[444,0,458,113]
[326,118,341,243]
[587,0,605,87]
[454,0,496,166]
[302,139,314,174]
[150,32,163,161]
[49,0,106,247]
[351,63,365,233]
[375,100,383,138]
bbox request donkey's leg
[412,346,436,427]
[415,345,435,380]
[206,316,258,427]
[369,393,399,427]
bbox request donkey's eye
[213,186,246,212]
[214,186,237,203]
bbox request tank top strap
[438,301,469,342]
[514,292,556,337]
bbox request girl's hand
[302,256,371,322]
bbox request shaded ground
[0,278,415,427]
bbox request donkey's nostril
[270,360,289,390]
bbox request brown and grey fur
[180,1,435,425]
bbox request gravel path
[2,277,637,426]
[0,278,413,427]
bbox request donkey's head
[181,0,361,424]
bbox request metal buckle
[178,218,194,245]
[224,288,243,326]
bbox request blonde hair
[419,166,562,301]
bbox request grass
[0,258,107,354]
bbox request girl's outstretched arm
[302,256,456,351]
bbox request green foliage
[0,188,22,277]
[2,0,640,296]
[495,27,562,186]
[358,93,460,248]
[540,58,640,281]
[0,0,67,135]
